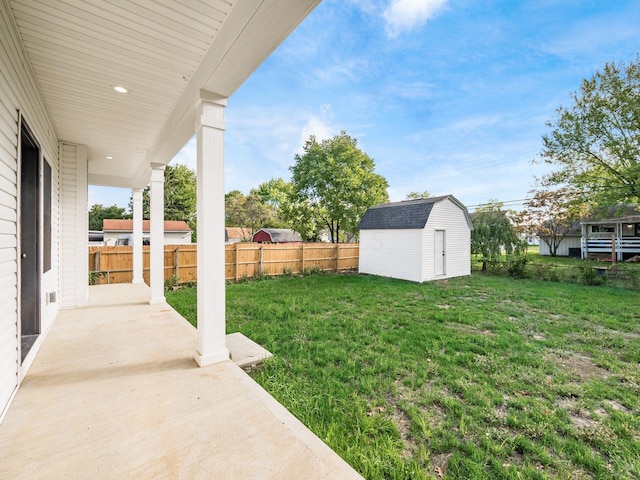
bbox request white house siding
[359,229,423,282]
[103,230,191,246]
[421,199,471,281]
[538,236,581,257]
[0,1,61,418]
[59,143,88,309]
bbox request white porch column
[194,92,230,367]
[149,164,166,304]
[132,188,144,284]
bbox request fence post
[94,251,101,284]
[301,242,305,273]
[235,243,239,281]
[175,246,180,281]
[259,244,263,276]
[336,243,340,272]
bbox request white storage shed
[358,195,472,282]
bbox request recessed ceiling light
[114,86,128,93]
[105,156,114,160]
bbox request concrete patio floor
[0,284,362,480]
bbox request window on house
[591,225,615,233]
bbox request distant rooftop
[102,219,191,232]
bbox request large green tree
[252,178,291,210]
[538,58,640,209]
[517,188,585,257]
[471,200,526,271]
[290,132,389,242]
[88,203,126,231]
[225,190,276,237]
[130,163,197,237]
[405,190,431,200]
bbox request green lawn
[167,273,640,480]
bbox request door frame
[435,229,446,276]
[17,114,43,366]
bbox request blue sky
[89,0,640,212]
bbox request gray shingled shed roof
[253,228,302,242]
[358,195,472,230]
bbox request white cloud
[311,58,372,85]
[383,0,448,37]
[297,105,336,154]
[386,81,436,99]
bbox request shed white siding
[359,229,422,282]
[538,236,581,257]
[103,230,191,246]
[421,199,471,281]
[1,1,61,418]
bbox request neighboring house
[581,212,640,261]
[88,231,104,246]
[537,221,582,258]
[225,227,252,244]
[103,219,192,245]
[252,228,302,243]
[522,234,540,246]
[536,206,640,260]
[358,196,473,282]
[0,0,319,424]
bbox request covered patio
[581,215,640,261]
[0,1,368,476]
[0,284,362,479]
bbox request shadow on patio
[0,284,362,479]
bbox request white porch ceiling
[8,0,321,189]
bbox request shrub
[303,265,324,276]
[164,274,180,290]
[89,271,106,285]
[506,254,529,278]
[578,266,604,286]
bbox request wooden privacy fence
[88,243,359,285]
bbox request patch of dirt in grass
[570,412,598,429]
[551,352,610,379]
[567,325,640,342]
[452,324,497,337]
[458,293,489,302]
[590,324,640,340]
[390,404,415,458]
[494,403,509,422]
[430,452,452,479]
[389,380,446,459]
[435,304,451,309]
[604,399,630,413]
[502,452,525,468]
[556,397,601,429]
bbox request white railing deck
[583,237,640,253]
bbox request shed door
[435,230,445,276]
